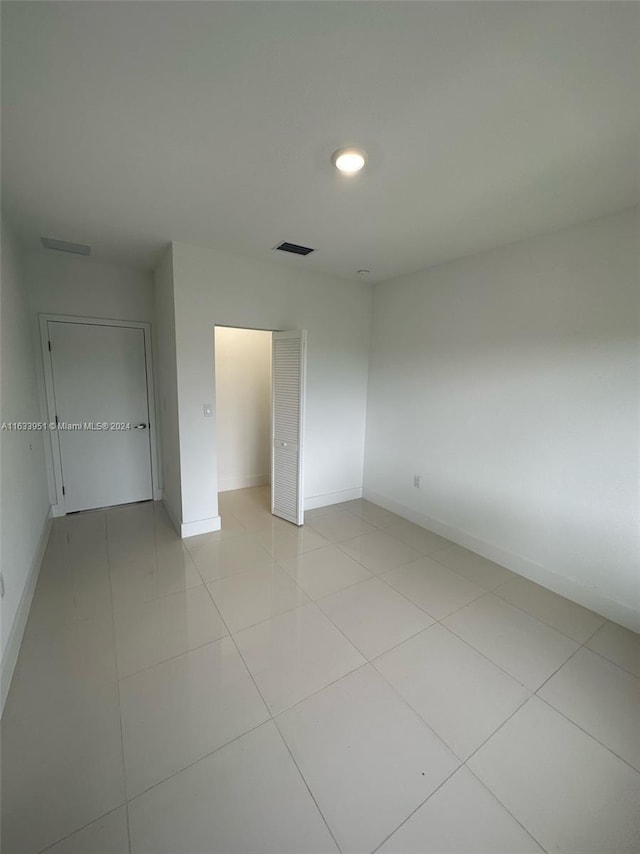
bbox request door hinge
[48,340,52,351]
[55,415,59,426]
[62,485,65,496]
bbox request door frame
[39,314,161,516]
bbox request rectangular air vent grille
[274,241,315,256]
[41,237,91,256]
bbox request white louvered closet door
[271,330,307,525]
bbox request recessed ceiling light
[332,148,366,175]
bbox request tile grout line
[531,618,640,776]
[124,718,272,804]
[457,697,552,854]
[33,805,129,854]
[368,762,464,854]
[534,693,640,777]
[463,764,550,854]
[197,578,345,853]
[104,510,134,854]
[335,508,613,648]
[272,719,345,854]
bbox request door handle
[134,423,148,430]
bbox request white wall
[170,241,373,534]
[23,249,159,510]
[153,247,182,524]
[25,249,154,322]
[0,223,51,708]
[214,327,271,493]
[365,208,640,630]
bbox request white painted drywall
[153,247,182,525]
[23,249,160,510]
[170,242,373,530]
[214,327,271,492]
[0,222,51,705]
[364,208,640,629]
[24,249,154,322]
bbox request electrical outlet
[413,475,423,489]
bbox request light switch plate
[203,403,213,417]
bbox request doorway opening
[214,326,272,524]
[213,325,307,528]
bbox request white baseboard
[51,502,65,518]
[161,498,221,539]
[218,474,270,493]
[1,508,52,714]
[181,516,222,538]
[304,487,363,511]
[364,488,640,633]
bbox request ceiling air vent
[274,241,315,256]
[41,237,91,256]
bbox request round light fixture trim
[332,148,366,175]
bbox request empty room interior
[1,3,639,854]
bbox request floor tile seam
[444,584,594,652]
[104,512,134,854]
[335,507,394,529]
[367,655,469,765]
[489,585,607,646]
[374,568,488,625]
[244,644,370,722]
[582,644,640,680]
[215,595,312,635]
[122,577,275,804]
[116,633,231,684]
[462,764,550,854]
[181,529,244,559]
[276,559,375,601]
[110,580,220,621]
[182,527,264,561]
[533,693,640,776]
[331,536,422,577]
[32,804,128,854]
[437,612,550,690]
[578,620,640,679]
[422,549,509,593]
[314,597,436,663]
[304,518,379,543]
[123,716,272,804]
[368,762,463,854]
[461,693,538,768]
[530,638,587,696]
[407,538,614,649]
[264,540,335,562]
[537,621,640,687]
[200,578,275,721]
[193,557,279,587]
[366,615,535,702]
[271,717,345,854]
[276,596,373,672]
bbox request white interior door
[271,330,306,525]
[48,321,153,512]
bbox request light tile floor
[2,486,639,854]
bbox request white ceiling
[2,1,639,281]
